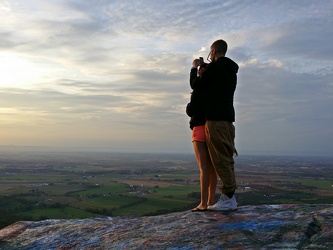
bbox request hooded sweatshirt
[190,56,239,122]
[186,67,206,129]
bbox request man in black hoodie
[190,39,239,211]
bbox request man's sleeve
[200,64,214,85]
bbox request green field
[1,152,333,230]
[0,161,201,229]
[18,207,98,220]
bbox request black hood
[218,56,239,74]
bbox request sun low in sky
[0,0,332,156]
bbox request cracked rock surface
[1,204,333,249]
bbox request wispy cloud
[0,0,332,155]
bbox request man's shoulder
[217,56,236,63]
[217,57,239,73]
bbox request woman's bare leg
[193,141,214,209]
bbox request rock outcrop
[1,204,333,249]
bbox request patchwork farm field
[1,151,333,229]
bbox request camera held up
[199,57,208,69]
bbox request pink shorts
[192,125,206,142]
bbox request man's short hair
[211,39,228,55]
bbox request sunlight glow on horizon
[0,53,48,88]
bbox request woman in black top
[186,59,217,212]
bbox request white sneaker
[208,194,237,211]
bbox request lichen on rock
[1,204,333,249]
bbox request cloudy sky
[0,0,332,156]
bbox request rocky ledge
[0,204,333,249]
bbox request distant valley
[1,151,332,229]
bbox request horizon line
[0,145,332,158]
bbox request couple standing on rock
[186,39,239,212]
